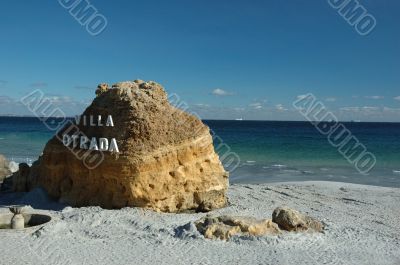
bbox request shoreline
[231,179,400,189]
[2,150,400,189]
[1,180,399,265]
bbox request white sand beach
[1,1,399,265]
[1,181,399,265]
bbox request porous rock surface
[195,215,281,240]
[193,206,324,240]
[30,80,229,212]
[272,206,324,232]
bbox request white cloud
[275,104,288,111]
[192,103,210,108]
[249,102,262,109]
[211,88,233,96]
[296,94,309,100]
[340,107,360,112]
[325,97,336,102]
[365,96,384,100]
[49,96,70,103]
[363,106,379,110]
[0,94,89,117]
[340,106,380,112]
[394,96,400,101]
[383,107,400,113]
[234,107,245,111]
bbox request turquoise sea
[0,117,399,187]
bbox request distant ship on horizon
[235,118,244,121]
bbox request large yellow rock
[31,80,229,212]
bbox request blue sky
[0,0,399,121]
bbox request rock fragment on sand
[272,206,323,232]
[195,215,281,240]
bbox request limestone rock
[272,206,323,232]
[32,80,228,212]
[195,215,281,240]
[0,154,12,182]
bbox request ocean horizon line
[1,115,400,124]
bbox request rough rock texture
[272,206,324,232]
[0,154,11,182]
[31,80,228,212]
[95,83,109,96]
[12,163,31,192]
[195,215,281,240]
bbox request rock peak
[95,80,167,103]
